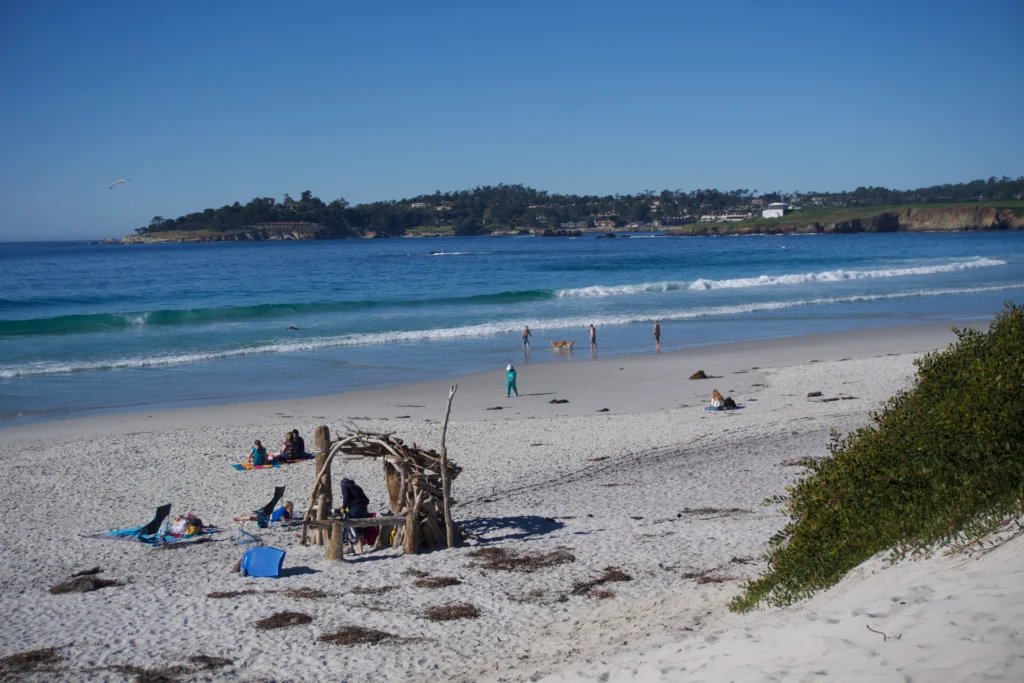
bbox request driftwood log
[312,425,333,546]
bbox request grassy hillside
[732,304,1024,611]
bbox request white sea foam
[556,257,1007,297]
[423,251,493,256]
[3,283,1020,378]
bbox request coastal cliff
[121,225,355,243]
[665,205,1024,237]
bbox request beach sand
[2,323,1020,682]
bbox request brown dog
[551,340,575,351]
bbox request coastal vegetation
[132,177,1024,239]
[732,303,1024,611]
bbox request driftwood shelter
[301,387,464,559]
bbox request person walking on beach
[506,364,519,397]
[521,325,532,349]
[589,324,597,357]
[653,320,661,353]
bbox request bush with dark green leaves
[732,303,1024,611]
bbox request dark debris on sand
[413,576,462,589]
[0,646,65,677]
[423,603,481,621]
[571,566,633,596]
[468,546,576,572]
[49,576,125,594]
[320,626,402,646]
[282,587,329,600]
[253,611,313,630]
[207,589,257,599]
[351,585,398,595]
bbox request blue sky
[1,0,1022,239]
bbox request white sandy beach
[2,323,1021,682]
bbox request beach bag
[363,512,380,546]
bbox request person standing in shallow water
[589,324,597,357]
[654,320,661,353]
[521,325,532,349]
[506,364,518,397]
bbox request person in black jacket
[339,478,370,554]
[291,429,306,458]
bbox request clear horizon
[1,0,1022,240]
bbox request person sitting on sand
[249,440,268,466]
[234,500,294,523]
[711,389,725,408]
[270,433,296,463]
[338,478,370,555]
[291,429,306,458]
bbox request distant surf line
[555,256,1006,297]
[2,283,1020,378]
[0,256,1008,337]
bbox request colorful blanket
[232,455,313,471]
[88,526,219,545]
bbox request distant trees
[137,177,1024,236]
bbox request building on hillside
[409,202,427,209]
[561,220,589,229]
[595,218,617,230]
[762,202,790,219]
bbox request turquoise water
[2,232,1023,424]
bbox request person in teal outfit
[506,364,519,397]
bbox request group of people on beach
[247,429,309,466]
[507,320,663,396]
[520,320,662,355]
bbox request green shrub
[732,303,1024,611]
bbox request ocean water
[2,232,1023,424]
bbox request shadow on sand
[459,515,565,542]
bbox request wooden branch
[303,513,408,530]
[440,384,458,549]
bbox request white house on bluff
[762,202,790,219]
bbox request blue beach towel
[702,405,745,412]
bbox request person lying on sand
[169,514,205,536]
[234,500,293,523]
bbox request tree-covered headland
[137,177,1024,238]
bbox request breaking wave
[3,283,1020,378]
[556,257,1006,297]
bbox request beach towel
[702,404,745,412]
[87,504,219,545]
[232,462,281,471]
[90,524,219,545]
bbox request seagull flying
[108,179,130,189]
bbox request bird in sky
[108,179,130,189]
